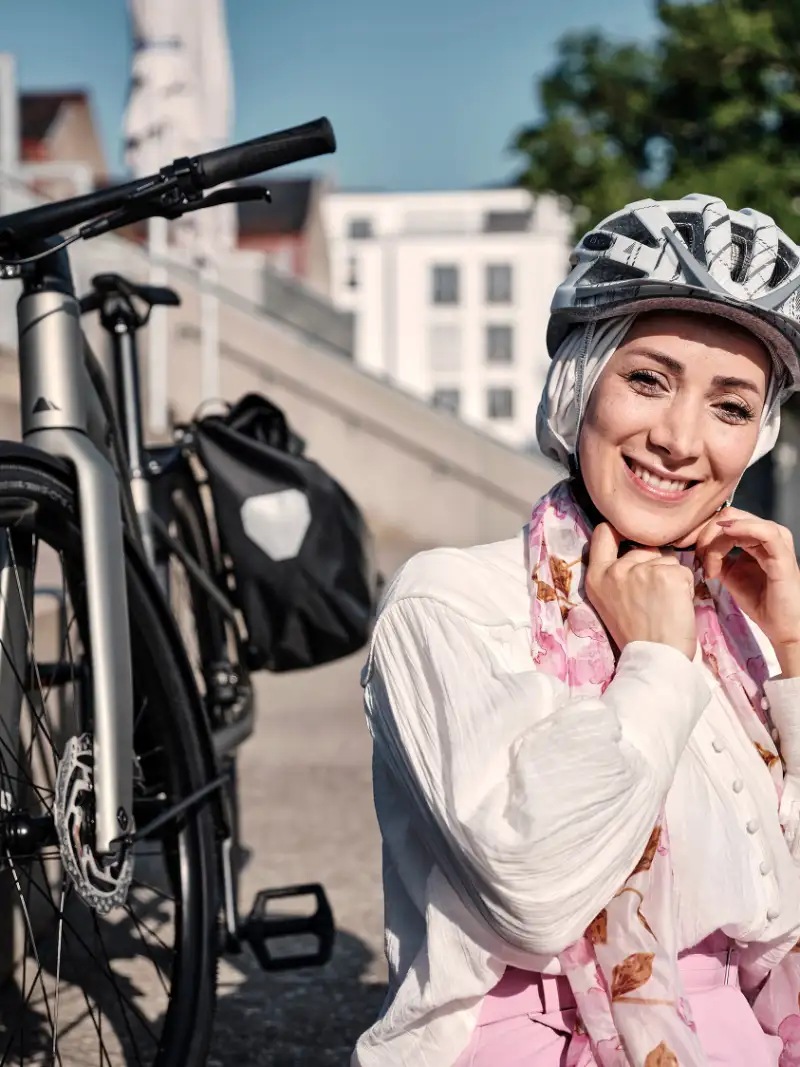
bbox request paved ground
[208,653,387,1067]
[0,561,397,1065]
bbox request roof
[20,91,89,143]
[236,178,313,236]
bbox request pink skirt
[453,936,783,1066]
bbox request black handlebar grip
[194,117,336,189]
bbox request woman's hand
[586,523,697,660]
[695,508,800,676]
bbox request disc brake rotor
[54,734,133,914]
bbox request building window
[432,388,461,415]
[486,263,513,304]
[431,265,460,305]
[486,324,514,364]
[487,387,514,420]
[483,210,531,233]
[428,324,462,372]
[346,255,358,289]
[348,217,373,239]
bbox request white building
[323,187,572,448]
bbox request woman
[355,193,800,1067]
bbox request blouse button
[767,907,780,922]
[760,860,771,876]
[712,738,725,753]
[746,818,760,834]
[732,779,744,793]
[762,696,770,712]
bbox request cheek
[705,424,761,485]
[582,387,651,453]
[578,395,635,490]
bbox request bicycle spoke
[53,914,115,1067]
[130,877,175,904]
[89,913,150,1067]
[7,855,62,1065]
[51,878,67,1062]
[123,905,171,997]
[7,535,60,764]
[124,896,175,958]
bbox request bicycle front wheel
[0,457,218,1066]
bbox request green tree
[513,0,800,237]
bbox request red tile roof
[20,91,89,143]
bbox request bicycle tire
[0,457,218,1066]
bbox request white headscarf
[536,314,782,472]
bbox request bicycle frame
[2,242,133,854]
[94,281,255,761]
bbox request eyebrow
[626,346,764,397]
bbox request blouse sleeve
[364,595,711,957]
[763,676,800,858]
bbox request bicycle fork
[2,278,134,855]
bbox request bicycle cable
[0,230,81,267]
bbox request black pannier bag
[194,393,377,672]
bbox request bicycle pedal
[238,882,335,972]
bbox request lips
[623,456,699,501]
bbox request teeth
[631,462,690,492]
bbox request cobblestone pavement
[208,653,387,1066]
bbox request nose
[647,393,703,465]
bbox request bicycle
[0,117,337,1066]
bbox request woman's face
[578,311,771,548]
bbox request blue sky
[4,0,658,189]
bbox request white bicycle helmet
[548,193,800,397]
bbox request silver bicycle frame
[6,285,133,854]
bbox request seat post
[105,309,146,477]
[99,300,157,567]
[82,274,180,571]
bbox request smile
[623,456,699,501]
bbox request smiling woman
[579,311,772,548]
[356,193,800,1067]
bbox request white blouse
[353,531,800,1067]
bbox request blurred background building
[1,0,799,543]
[0,36,557,580]
[324,187,571,447]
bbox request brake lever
[180,186,271,213]
[80,184,271,239]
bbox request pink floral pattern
[778,1015,800,1067]
[530,481,793,1067]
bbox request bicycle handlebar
[194,118,336,189]
[0,117,336,253]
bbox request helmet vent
[582,259,648,284]
[767,241,799,289]
[668,212,707,265]
[601,212,659,248]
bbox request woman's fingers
[697,512,793,558]
[699,523,786,579]
[588,523,623,572]
[695,507,757,553]
[614,547,668,569]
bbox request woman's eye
[625,369,663,393]
[717,400,755,424]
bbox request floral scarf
[530,480,800,1067]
